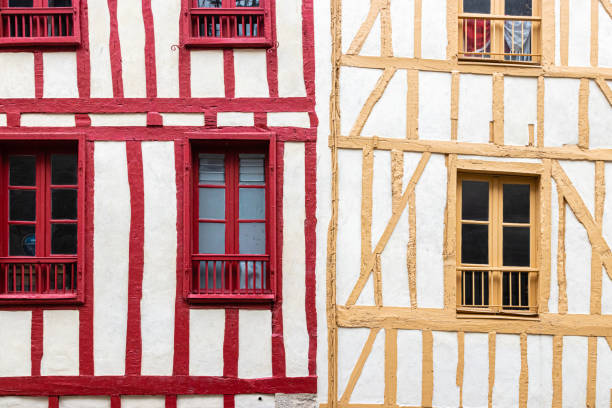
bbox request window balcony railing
[189,254,274,302]
[0,7,79,46]
[458,13,541,64]
[0,257,78,300]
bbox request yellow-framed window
[456,173,539,316]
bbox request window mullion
[35,153,45,258]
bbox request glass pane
[198,0,222,6]
[199,154,225,185]
[9,225,35,256]
[239,154,265,185]
[464,271,473,305]
[9,190,36,221]
[52,189,77,220]
[463,0,490,13]
[239,222,265,254]
[48,0,72,5]
[51,223,77,254]
[236,0,260,6]
[503,226,530,266]
[239,260,264,289]
[8,0,33,6]
[239,188,265,220]
[9,156,36,186]
[51,154,78,185]
[198,222,225,254]
[462,180,489,221]
[461,224,488,264]
[520,271,529,306]
[503,184,530,223]
[200,261,224,290]
[199,188,225,220]
[505,0,532,16]
[502,271,510,306]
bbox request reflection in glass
[52,189,77,220]
[198,0,222,6]
[235,0,260,6]
[9,190,36,221]
[239,222,265,254]
[240,260,264,289]
[462,180,489,221]
[199,222,225,254]
[503,184,530,223]
[461,224,488,264]
[51,223,77,254]
[199,188,225,220]
[9,225,36,256]
[239,188,265,219]
[503,226,530,266]
[9,156,36,186]
[505,0,532,16]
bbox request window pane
[48,0,72,6]
[198,222,225,254]
[503,183,530,223]
[51,189,77,220]
[239,154,265,185]
[503,226,530,266]
[9,225,36,256]
[505,0,532,16]
[463,0,490,13]
[199,188,225,220]
[239,188,265,219]
[199,154,225,185]
[520,271,529,306]
[239,222,265,254]
[9,156,36,186]
[198,0,222,6]
[461,224,488,264]
[235,0,260,6]
[51,154,78,185]
[462,180,489,221]
[9,190,36,221]
[8,0,33,6]
[51,223,77,254]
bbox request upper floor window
[0,0,80,46]
[183,0,272,48]
[459,0,541,64]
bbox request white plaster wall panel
[338,328,368,399]
[420,0,447,60]
[548,180,559,314]
[419,71,452,141]
[41,310,79,375]
[588,80,612,149]
[568,0,590,67]
[177,396,223,408]
[0,114,6,126]
[93,142,130,375]
[0,311,31,376]
[283,142,309,377]
[0,398,48,408]
[276,0,306,97]
[362,70,407,139]
[603,163,612,314]
[88,0,113,97]
[217,112,255,127]
[0,53,34,98]
[340,67,383,136]
[599,3,612,67]
[43,52,78,98]
[565,208,592,314]
[463,333,489,408]
[336,149,365,305]
[391,0,414,58]
[526,335,553,408]
[342,0,378,55]
[504,76,537,146]
[90,114,148,127]
[234,50,269,98]
[117,0,147,97]
[189,309,225,376]
[492,334,521,408]
[544,78,580,147]
[356,274,376,306]
[191,50,225,97]
[238,309,272,378]
[432,331,460,407]
[458,74,492,144]
[396,330,421,406]
[415,154,445,309]
[151,0,180,97]
[372,151,392,250]
[267,112,311,128]
[562,336,588,407]
[596,337,612,408]
[235,395,275,408]
[560,160,595,218]
[21,114,76,127]
[161,113,205,127]
[141,142,177,375]
[122,397,165,408]
[60,397,110,408]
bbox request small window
[0,0,80,46]
[459,0,541,64]
[457,173,538,316]
[183,0,272,48]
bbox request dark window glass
[8,0,33,6]
[51,223,77,254]
[462,180,489,221]
[503,184,530,223]
[235,0,259,6]
[463,270,490,306]
[520,271,529,306]
[51,189,77,220]
[502,271,529,308]
[9,156,36,186]
[9,225,36,256]
[198,0,222,6]
[463,0,490,13]
[502,271,510,306]
[505,0,532,16]
[9,190,36,221]
[48,0,72,6]
[464,271,473,305]
[461,224,488,264]
[503,226,530,266]
[51,154,78,185]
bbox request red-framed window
[186,137,277,303]
[183,0,272,48]
[0,0,80,46]
[0,141,84,304]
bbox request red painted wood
[265,0,278,97]
[75,113,91,127]
[223,308,238,378]
[76,0,91,98]
[271,141,285,377]
[0,6,81,47]
[6,112,19,127]
[146,112,163,127]
[224,394,234,408]
[34,51,43,98]
[301,0,315,99]
[223,49,234,99]
[141,0,156,98]
[31,308,43,376]
[107,0,123,98]
[48,396,59,408]
[304,141,317,375]
[178,0,191,98]
[111,395,121,408]
[165,395,177,408]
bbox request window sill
[182,38,272,49]
[457,57,542,68]
[0,293,81,306]
[457,307,539,320]
[0,37,80,47]
[186,293,275,305]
